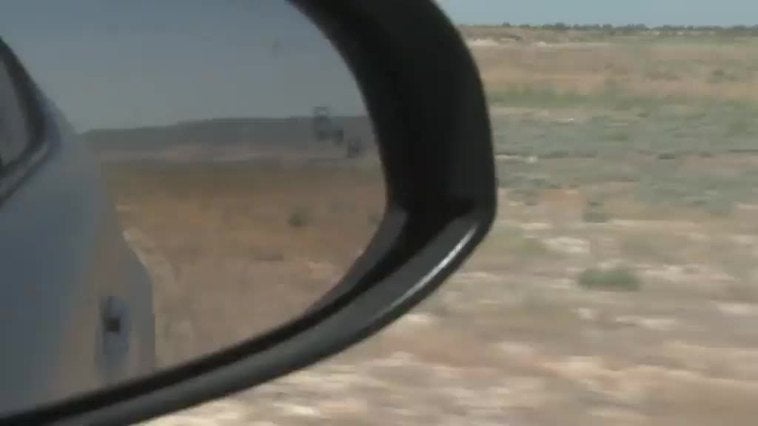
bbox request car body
[0,37,155,415]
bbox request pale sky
[437,0,758,26]
[1,1,756,131]
[0,1,364,131]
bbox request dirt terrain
[104,161,385,366]
[143,191,758,426]
[136,27,758,425]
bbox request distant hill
[459,24,758,45]
[82,115,375,163]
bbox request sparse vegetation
[657,152,679,160]
[582,209,611,223]
[288,207,311,228]
[646,68,682,82]
[726,117,753,137]
[102,162,385,366]
[709,68,745,84]
[606,129,631,142]
[582,199,611,223]
[577,266,642,291]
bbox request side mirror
[0,0,495,424]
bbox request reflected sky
[0,1,363,131]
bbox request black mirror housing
[2,1,495,424]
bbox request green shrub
[524,196,540,207]
[288,207,311,228]
[582,209,611,223]
[709,68,741,84]
[657,152,679,160]
[607,130,631,142]
[577,267,642,292]
[582,197,611,222]
[613,99,637,112]
[725,117,752,137]
[645,68,681,82]
[704,199,735,217]
[252,250,285,262]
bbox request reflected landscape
[95,122,383,366]
[0,0,385,380]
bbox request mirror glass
[0,0,384,411]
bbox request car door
[0,38,154,415]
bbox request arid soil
[141,28,758,425]
[105,161,385,367]
[143,187,758,426]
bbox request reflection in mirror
[0,0,384,408]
